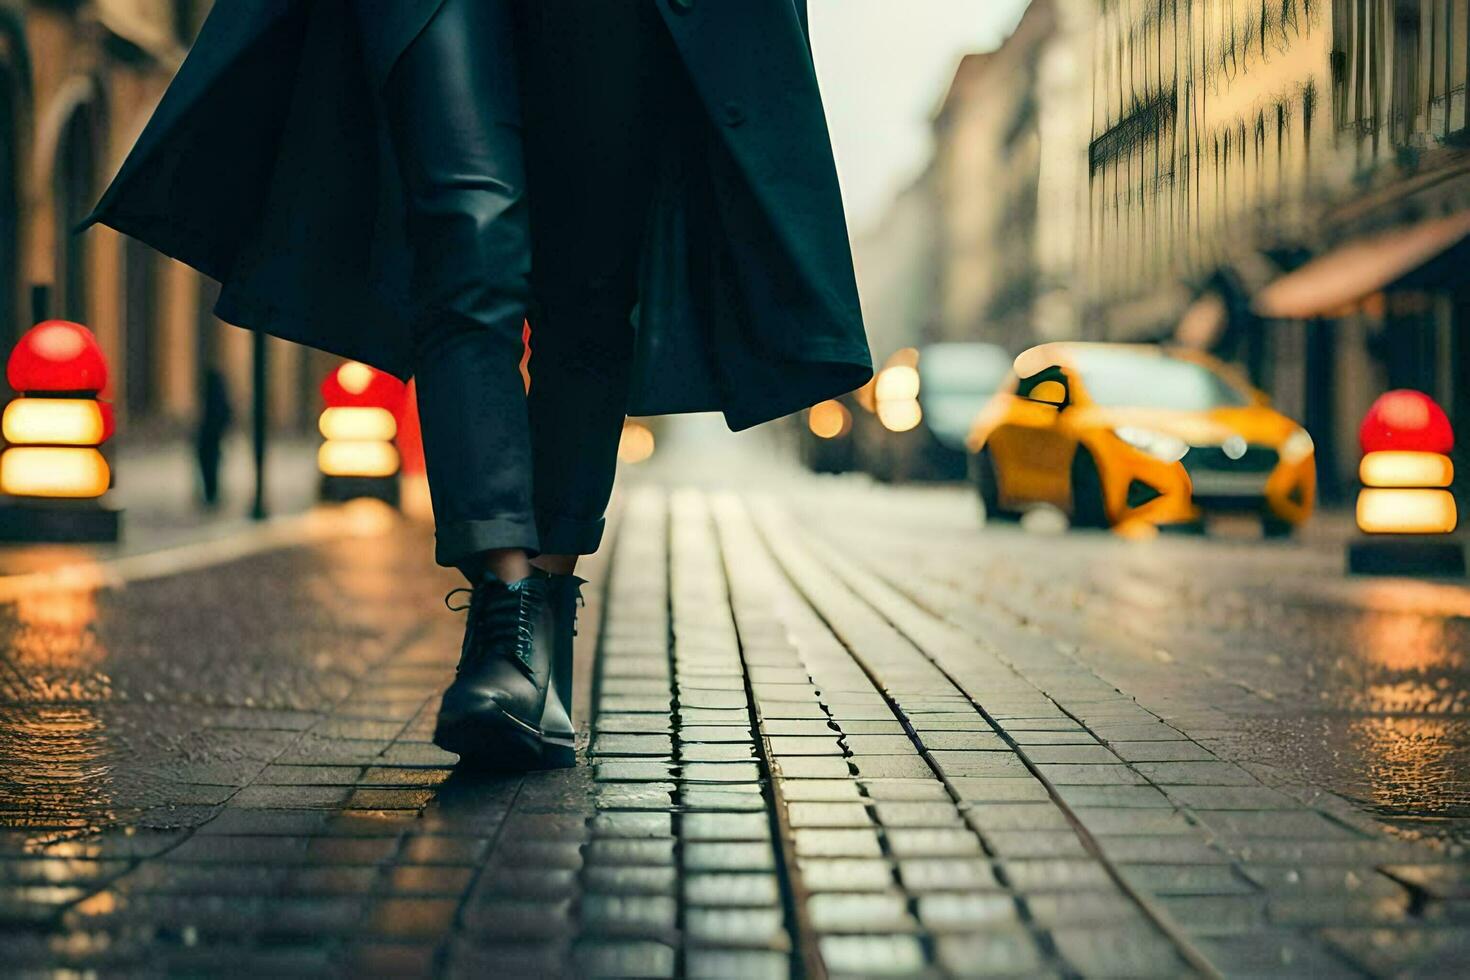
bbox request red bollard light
[0,320,121,541]
[318,361,406,506]
[1348,390,1464,576]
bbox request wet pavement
[2,466,1470,976]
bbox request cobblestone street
[3,468,1470,976]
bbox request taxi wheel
[1262,515,1295,539]
[972,449,1017,523]
[1069,449,1110,529]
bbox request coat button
[721,101,746,127]
[668,0,695,13]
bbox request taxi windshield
[1070,348,1251,411]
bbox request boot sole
[433,703,576,771]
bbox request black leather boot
[544,573,587,741]
[433,569,576,770]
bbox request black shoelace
[445,575,544,677]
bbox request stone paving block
[884,828,984,858]
[682,762,762,785]
[933,930,1045,977]
[793,829,884,859]
[777,779,864,802]
[1067,808,1197,836]
[1266,894,1410,926]
[584,839,675,866]
[1091,836,1227,866]
[597,715,674,734]
[872,802,964,827]
[590,812,672,839]
[841,735,922,755]
[1023,891,1155,927]
[818,934,927,976]
[1190,810,1360,840]
[228,785,353,809]
[1134,761,1258,786]
[798,858,896,892]
[1108,741,1218,763]
[387,865,476,896]
[769,757,852,780]
[1120,863,1256,896]
[1001,858,1114,891]
[594,782,676,810]
[915,892,1018,931]
[961,804,1072,833]
[682,812,771,841]
[595,761,677,783]
[945,777,1051,803]
[682,786,768,812]
[832,720,907,736]
[807,892,916,932]
[1242,865,1405,898]
[569,938,676,978]
[684,842,777,871]
[1049,923,1187,976]
[848,756,935,779]
[898,858,1001,892]
[679,743,757,762]
[927,751,1029,779]
[256,765,363,786]
[1035,763,1146,786]
[685,872,782,907]
[785,803,873,828]
[592,735,673,757]
[1161,785,1304,811]
[198,810,329,836]
[1020,744,1123,765]
[765,736,844,756]
[982,830,1090,858]
[759,720,839,737]
[1008,730,1102,746]
[479,866,581,900]
[580,894,678,936]
[583,866,678,897]
[1090,723,1185,741]
[757,702,828,720]
[860,779,953,802]
[995,717,1084,732]
[1051,785,1172,808]
[678,726,753,742]
[1157,895,1269,935]
[686,906,790,948]
[681,709,751,725]
[1194,933,1354,977]
[686,948,790,980]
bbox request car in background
[853,342,1012,482]
[967,343,1316,536]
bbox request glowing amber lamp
[0,447,110,498]
[319,406,397,442]
[1359,451,1454,489]
[1357,488,1457,535]
[318,441,400,478]
[2,399,106,446]
[318,361,405,483]
[808,400,851,440]
[618,421,656,464]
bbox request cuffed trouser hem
[537,514,607,556]
[434,515,541,569]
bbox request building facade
[1,0,324,440]
[1085,0,1470,497]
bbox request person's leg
[371,0,537,582]
[514,1,677,571]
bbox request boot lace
[445,575,545,677]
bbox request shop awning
[1253,209,1470,319]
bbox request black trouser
[368,0,675,568]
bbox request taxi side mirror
[1026,379,1069,408]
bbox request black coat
[86,0,872,431]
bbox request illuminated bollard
[318,361,406,506]
[1348,390,1464,576]
[0,320,120,541]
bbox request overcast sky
[808,0,1031,235]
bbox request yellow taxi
[966,343,1316,536]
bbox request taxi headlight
[1281,427,1315,463]
[1113,426,1189,463]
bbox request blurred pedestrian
[195,368,232,509]
[84,0,871,770]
